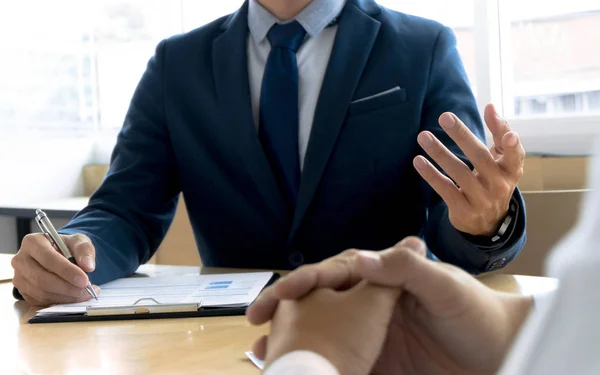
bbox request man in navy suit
[12,0,526,306]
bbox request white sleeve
[496,290,557,375]
[498,264,600,375]
[499,157,600,375]
[262,350,340,375]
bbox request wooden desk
[0,265,558,375]
[0,197,89,250]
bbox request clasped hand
[247,237,532,375]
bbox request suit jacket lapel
[289,0,382,242]
[212,3,288,227]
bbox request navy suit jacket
[60,0,526,285]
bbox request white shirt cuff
[263,350,340,375]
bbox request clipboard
[28,272,279,324]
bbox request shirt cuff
[263,350,340,375]
[459,194,521,251]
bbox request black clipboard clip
[86,298,203,317]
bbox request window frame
[477,0,600,154]
[4,0,599,155]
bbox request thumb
[498,131,525,181]
[354,236,427,285]
[484,103,511,152]
[62,234,96,272]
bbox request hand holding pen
[11,210,100,306]
[34,209,98,300]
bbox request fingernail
[418,132,434,147]
[93,286,101,295]
[506,132,518,147]
[74,275,88,288]
[414,157,428,171]
[440,113,456,129]
[80,256,95,271]
[358,251,382,270]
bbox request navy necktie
[259,21,307,217]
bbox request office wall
[0,138,95,253]
[94,136,117,164]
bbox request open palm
[414,104,524,237]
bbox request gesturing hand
[413,104,525,236]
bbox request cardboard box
[153,196,201,266]
[541,156,589,190]
[519,156,589,191]
[82,164,109,196]
[518,157,544,191]
[501,156,591,275]
[497,189,587,276]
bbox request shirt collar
[248,0,345,45]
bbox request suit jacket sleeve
[59,39,181,285]
[420,26,526,274]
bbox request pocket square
[351,86,402,104]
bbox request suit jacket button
[288,251,304,267]
[487,258,507,271]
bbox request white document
[245,351,265,370]
[36,272,273,316]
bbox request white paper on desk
[245,352,265,370]
[36,272,273,316]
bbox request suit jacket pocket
[348,87,407,117]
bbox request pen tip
[87,285,99,300]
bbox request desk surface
[0,265,558,375]
[0,197,89,218]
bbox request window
[588,91,600,110]
[93,1,182,131]
[515,97,548,116]
[501,0,600,117]
[2,0,599,155]
[377,0,477,90]
[0,1,96,135]
[0,1,182,136]
[182,0,243,31]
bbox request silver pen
[34,209,98,301]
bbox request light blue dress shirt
[247,0,346,169]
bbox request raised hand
[413,104,525,236]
